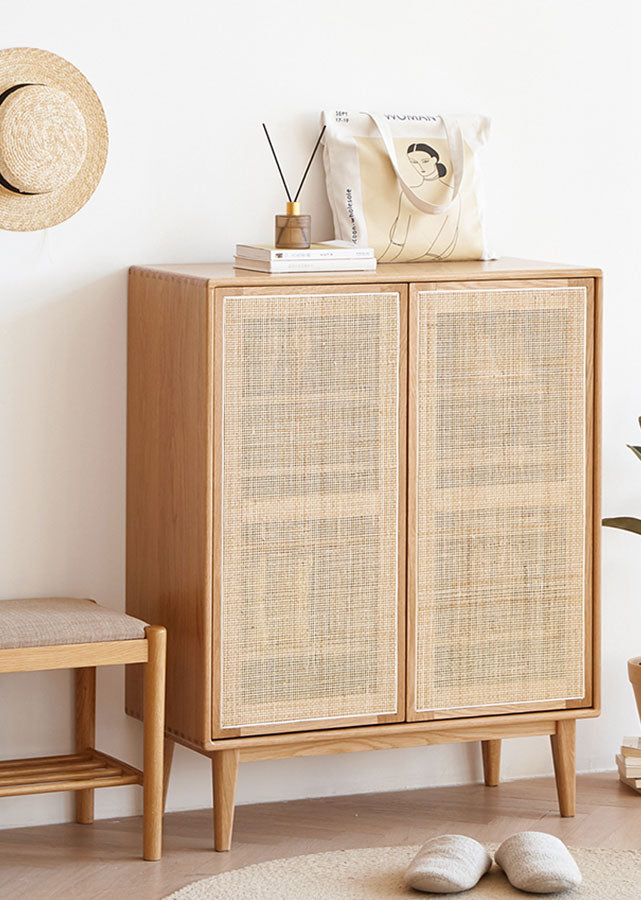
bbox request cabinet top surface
[130,258,602,288]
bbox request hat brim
[0,47,108,231]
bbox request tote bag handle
[366,112,465,215]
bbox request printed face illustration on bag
[378,142,461,263]
[407,143,446,182]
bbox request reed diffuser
[262,122,326,249]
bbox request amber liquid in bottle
[275,201,311,249]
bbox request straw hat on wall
[0,47,108,231]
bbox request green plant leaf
[602,516,641,535]
[628,445,641,462]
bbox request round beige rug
[164,844,641,898]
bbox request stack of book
[616,737,641,792]
[234,240,376,274]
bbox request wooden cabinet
[126,260,601,850]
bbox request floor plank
[0,773,638,899]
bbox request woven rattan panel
[220,292,400,729]
[415,287,587,713]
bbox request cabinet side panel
[412,283,588,717]
[126,270,212,747]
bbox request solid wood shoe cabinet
[126,259,601,850]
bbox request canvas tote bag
[321,110,491,261]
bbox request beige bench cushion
[0,598,149,649]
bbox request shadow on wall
[0,269,128,601]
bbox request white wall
[0,0,639,829]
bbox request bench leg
[481,739,501,786]
[550,719,576,817]
[75,666,96,823]
[143,625,167,861]
[212,749,239,851]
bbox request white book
[235,240,374,262]
[233,256,377,274]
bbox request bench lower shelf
[0,749,142,798]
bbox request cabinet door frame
[212,283,408,738]
[407,278,598,721]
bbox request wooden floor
[0,773,639,900]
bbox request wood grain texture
[237,721,554,762]
[0,773,633,900]
[551,718,577,817]
[0,752,86,768]
[163,704,599,757]
[212,750,239,851]
[74,667,96,823]
[0,774,140,798]
[0,746,143,799]
[126,268,213,747]
[0,640,148,673]
[481,739,501,786]
[131,258,602,289]
[88,750,142,780]
[142,625,166,861]
[0,759,99,778]
[0,766,122,787]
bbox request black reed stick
[293,125,326,202]
[262,123,292,202]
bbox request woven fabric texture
[163,844,641,899]
[415,287,587,712]
[220,292,400,729]
[495,831,582,892]
[405,834,492,892]
[0,597,148,649]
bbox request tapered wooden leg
[212,749,239,851]
[143,626,167,861]
[550,719,576,817]
[481,739,501,786]
[163,736,175,813]
[75,666,96,823]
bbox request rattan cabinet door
[214,286,406,736]
[409,280,594,720]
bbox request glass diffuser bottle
[275,200,311,249]
[263,123,325,251]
